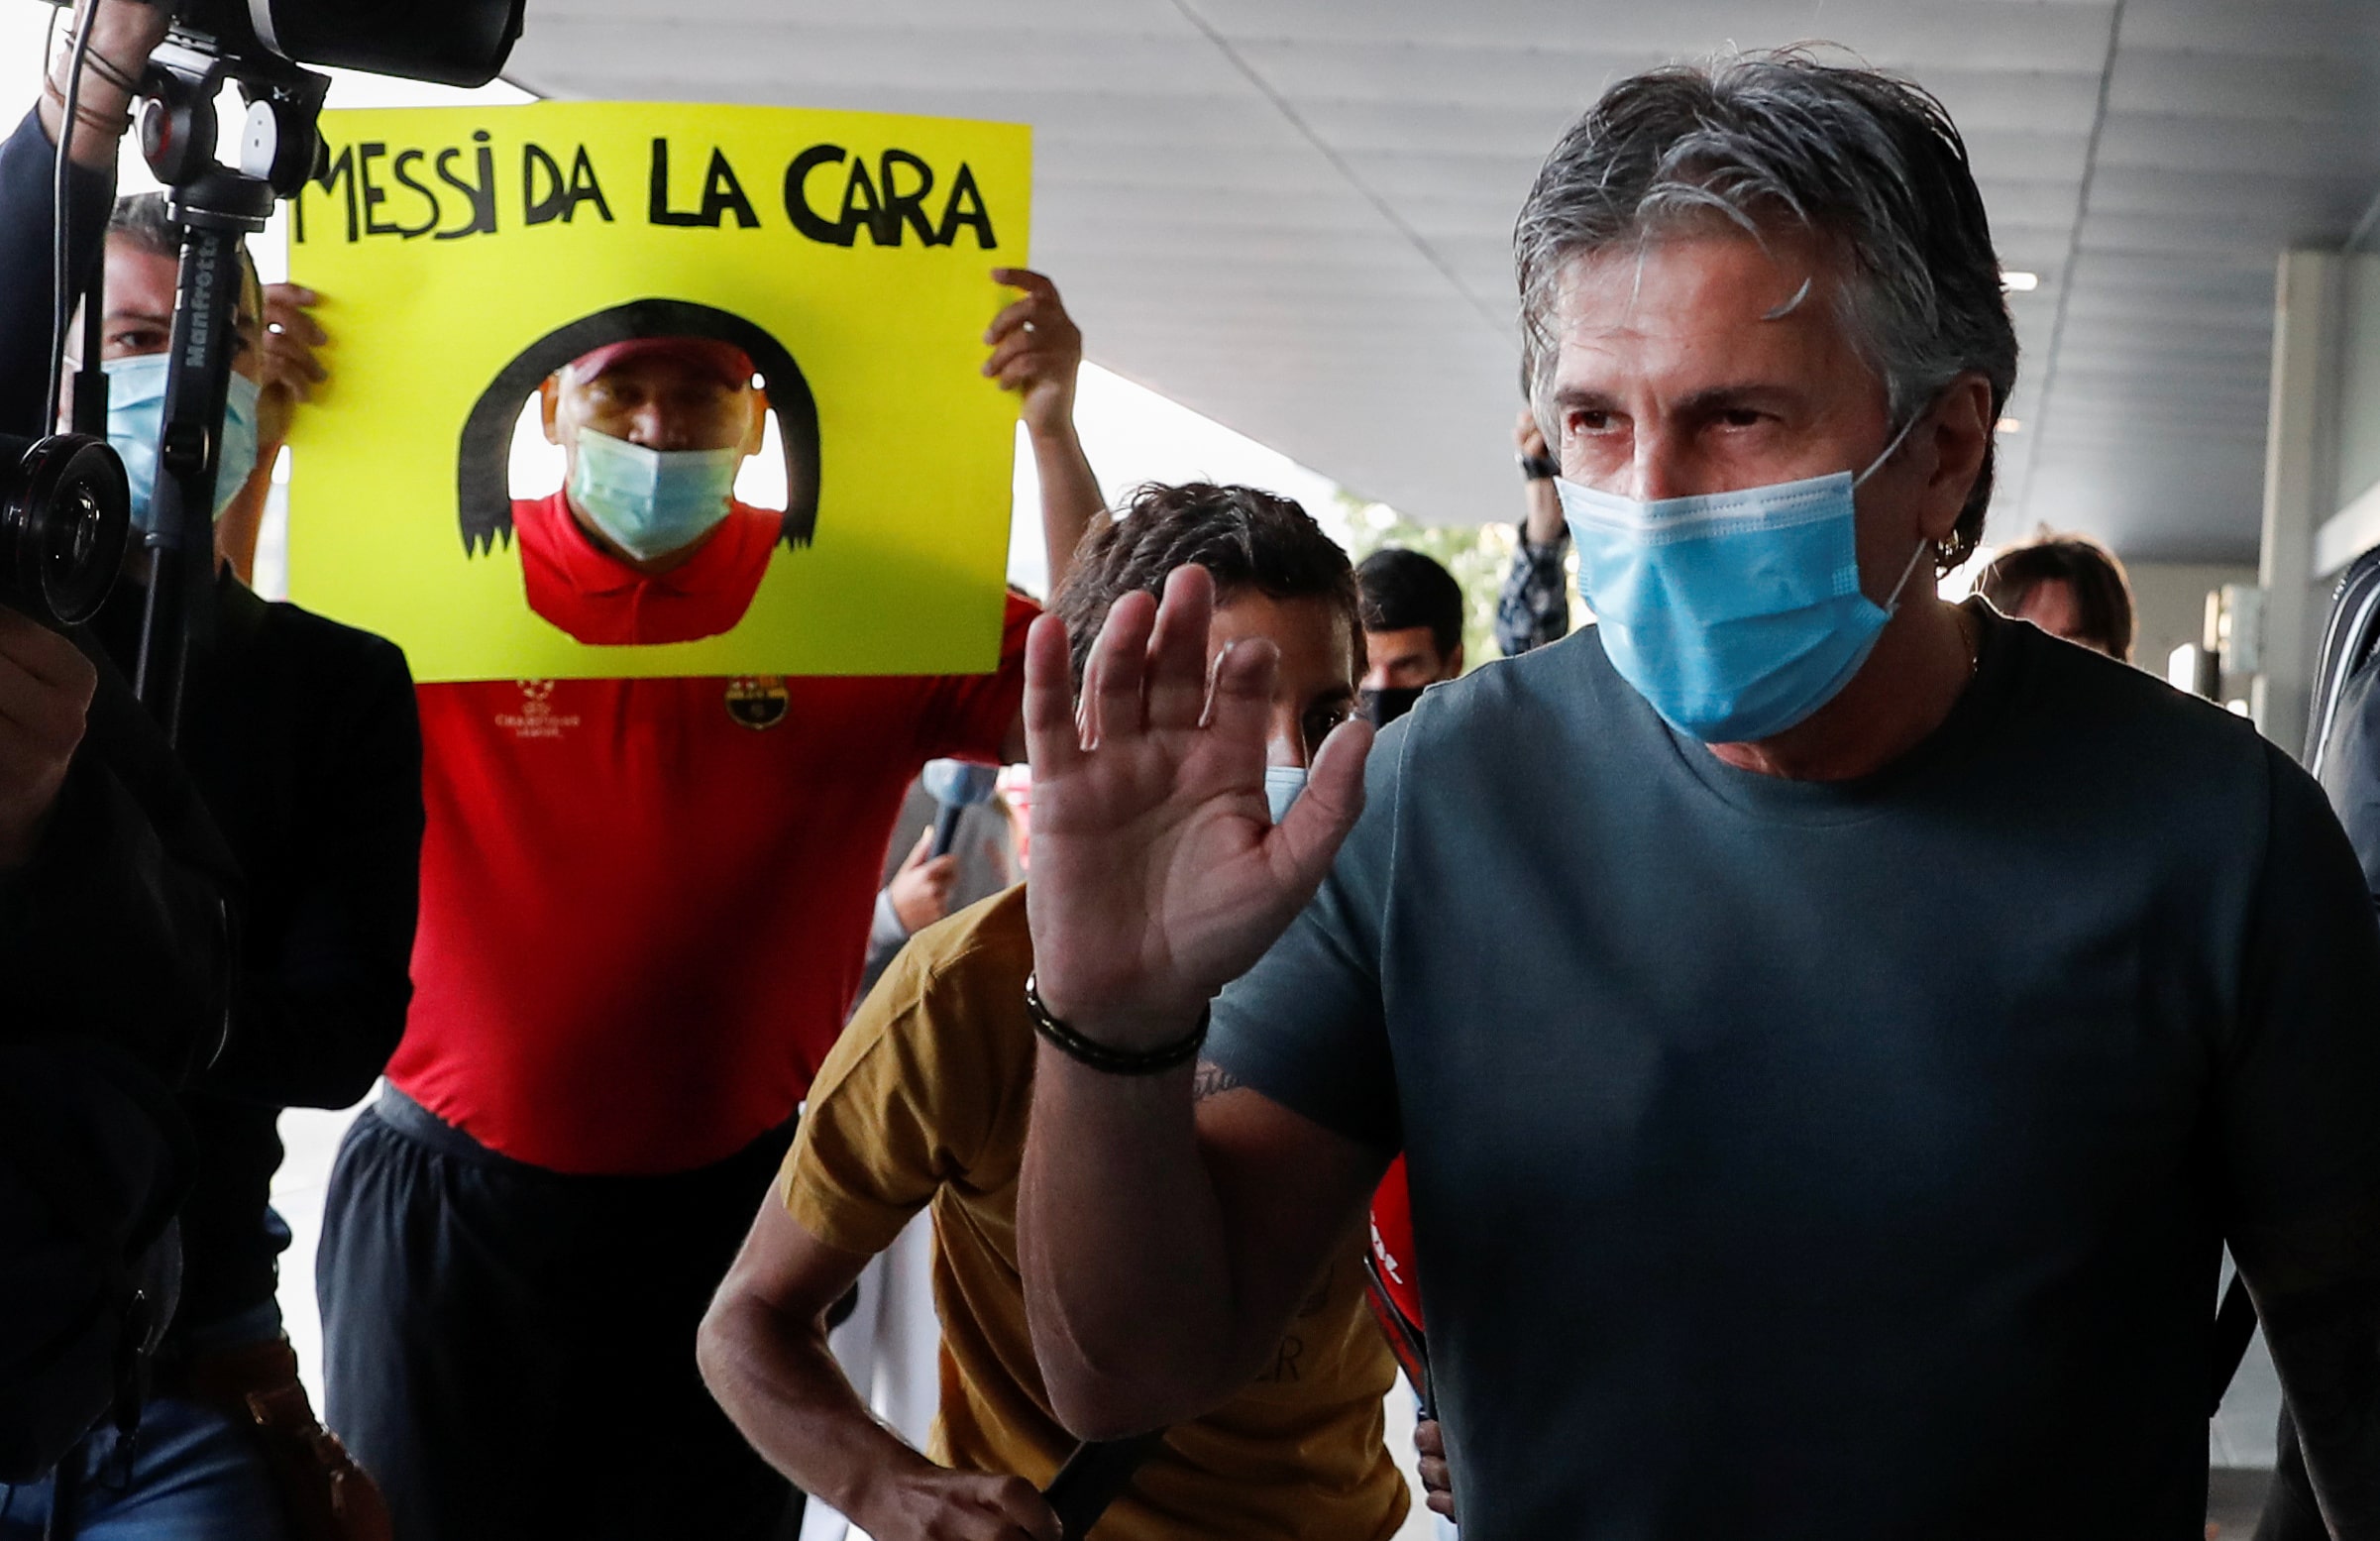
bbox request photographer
[0,6,423,1535]
[0,0,241,1510]
[0,605,243,1516]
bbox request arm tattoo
[1192,1061,1242,1102]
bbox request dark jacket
[99,578,424,1334]
[0,648,240,1065]
[0,110,237,1053]
[0,107,108,440]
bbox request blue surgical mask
[1556,417,1926,744]
[1263,765,1307,824]
[104,356,263,533]
[568,427,740,562]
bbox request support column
[2253,251,2343,757]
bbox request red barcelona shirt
[514,489,782,647]
[387,595,1034,1174]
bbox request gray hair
[107,192,261,308]
[1514,50,2018,570]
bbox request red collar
[513,489,781,646]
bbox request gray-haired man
[1008,53,2380,1538]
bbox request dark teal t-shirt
[1208,604,2380,1539]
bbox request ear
[1446,642,1465,679]
[741,385,770,459]
[539,375,564,447]
[1916,372,1994,546]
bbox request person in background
[314,265,1104,1541]
[1010,54,2380,1539]
[1350,546,1465,1515]
[1354,548,1465,727]
[864,783,1019,1002]
[702,483,1404,1541]
[872,825,963,979]
[0,10,421,1530]
[1494,404,1571,658]
[1974,531,2135,661]
[517,336,785,647]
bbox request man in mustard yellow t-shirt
[700,482,1407,1541]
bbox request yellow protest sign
[284,101,1031,682]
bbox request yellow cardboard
[283,101,1030,682]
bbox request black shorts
[317,1088,802,1541]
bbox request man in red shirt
[517,335,787,647]
[315,268,1102,1541]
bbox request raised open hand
[1023,565,1372,1046]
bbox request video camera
[168,0,523,86]
[0,430,129,627]
[25,0,524,735]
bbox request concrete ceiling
[504,0,2380,563]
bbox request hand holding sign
[984,269,1082,442]
[259,284,329,417]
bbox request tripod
[128,33,323,742]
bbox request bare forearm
[2260,1284,2380,1535]
[1522,476,1565,547]
[697,1295,937,1525]
[1011,566,1386,1439]
[40,1,162,171]
[1031,420,1102,598]
[37,75,133,173]
[1018,1046,1250,1437]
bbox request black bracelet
[1025,972,1209,1075]
[1518,453,1562,483]
[55,34,141,95]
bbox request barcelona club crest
[724,676,790,730]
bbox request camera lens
[0,432,131,628]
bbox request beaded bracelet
[1024,972,1209,1075]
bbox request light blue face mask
[104,355,263,534]
[567,427,741,563]
[1263,765,1307,825]
[1556,417,1927,744]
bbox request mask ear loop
[1855,408,1940,612]
[1852,408,1925,490]
[1881,536,1933,611]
